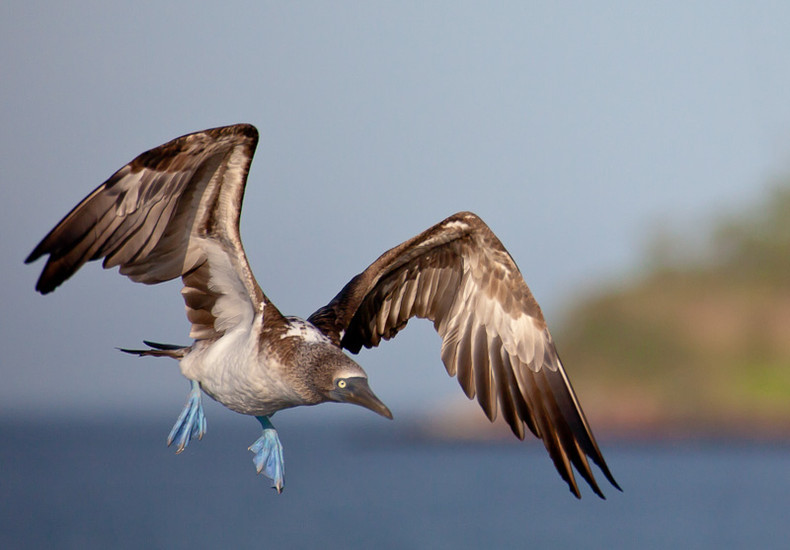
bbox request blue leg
[248,416,285,493]
[167,380,207,453]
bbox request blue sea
[1,415,788,549]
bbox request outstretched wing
[26,123,278,340]
[309,211,619,498]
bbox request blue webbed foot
[249,416,285,493]
[167,380,207,453]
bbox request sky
[3,2,790,424]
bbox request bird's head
[326,372,393,420]
[307,347,392,419]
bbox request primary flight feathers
[27,123,619,498]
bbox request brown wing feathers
[26,124,268,340]
[27,125,255,289]
[310,211,619,497]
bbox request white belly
[178,319,304,417]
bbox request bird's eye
[337,379,347,389]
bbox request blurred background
[2,2,790,548]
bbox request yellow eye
[337,379,347,389]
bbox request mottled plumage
[27,123,619,498]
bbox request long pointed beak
[340,378,393,419]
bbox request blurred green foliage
[557,182,790,436]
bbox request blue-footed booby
[26,123,619,498]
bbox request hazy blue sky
[3,2,790,423]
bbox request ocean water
[1,416,788,549]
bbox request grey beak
[339,378,393,419]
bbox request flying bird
[26,123,619,498]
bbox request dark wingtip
[569,479,607,500]
[25,248,55,295]
[24,251,39,265]
[25,236,51,266]
[592,485,606,500]
[587,456,622,497]
[592,455,622,493]
[34,279,57,295]
[26,249,66,295]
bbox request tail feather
[119,341,188,359]
[143,340,185,351]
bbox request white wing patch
[282,318,331,344]
[418,219,471,250]
[442,219,472,231]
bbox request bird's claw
[167,380,206,453]
[249,425,285,493]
